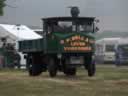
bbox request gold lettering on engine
[60,35,94,51]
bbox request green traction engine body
[19,7,98,77]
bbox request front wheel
[84,54,96,77]
[48,58,57,77]
[88,62,96,77]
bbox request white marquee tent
[0,24,42,41]
[0,24,42,67]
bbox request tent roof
[118,38,128,45]
[0,24,42,40]
[96,37,128,45]
[96,37,121,44]
[96,37,121,42]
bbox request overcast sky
[0,0,128,31]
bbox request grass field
[0,65,128,96]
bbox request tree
[0,0,6,15]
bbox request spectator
[13,52,21,69]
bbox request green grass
[0,65,128,96]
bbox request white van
[115,38,128,65]
[95,38,121,64]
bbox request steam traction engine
[19,7,98,77]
